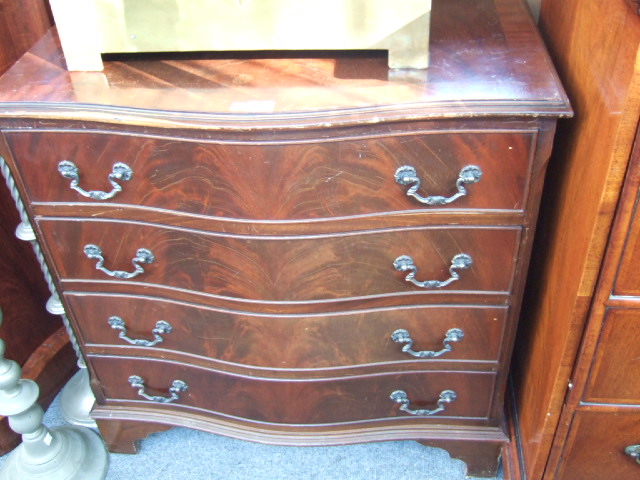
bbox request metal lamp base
[0,426,108,480]
[60,368,97,428]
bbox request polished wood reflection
[0,0,569,127]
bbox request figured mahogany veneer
[4,129,535,218]
[39,220,520,301]
[67,293,507,371]
[90,356,496,424]
[0,0,570,476]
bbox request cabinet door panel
[613,189,640,297]
[554,410,640,480]
[584,308,640,404]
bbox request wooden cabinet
[551,411,640,480]
[545,128,640,479]
[0,0,569,476]
[511,0,640,478]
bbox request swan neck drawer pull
[391,328,464,358]
[108,316,172,347]
[393,253,472,289]
[128,375,188,404]
[83,244,154,279]
[390,389,457,416]
[395,165,482,205]
[625,445,640,465]
[58,160,132,200]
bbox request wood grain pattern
[0,0,52,75]
[0,0,569,475]
[90,403,508,452]
[65,292,507,372]
[540,79,640,477]
[61,279,513,316]
[511,0,640,477]
[38,220,520,301]
[613,189,640,296]
[551,410,640,480]
[0,0,570,128]
[89,355,496,424]
[4,128,534,218]
[582,308,640,404]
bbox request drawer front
[583,308,640,404]
[67,293,507,369]
[6,129,534,218]
[614,189,640,296]
[39,220,520,301]
[90,356,496,424]
[554,410,640,480]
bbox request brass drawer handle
[108,316,172,347]
[625,445,640,465]
[83,244,154,280]
[58,160,132,200]
[395,165,482,205]
[393,253,473,289]
[128,375,188,404]
[391,328,464,358]
[390,389,457,416]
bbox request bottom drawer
[554,410,640,480]
[90,356,496,425]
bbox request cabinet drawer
[583,308,640,404]
[67,293,507,369]
[554,410,640,480]
[5,129,534,218]
[39,220,520,301]
[614,189,640,296]
[90,356,496,424]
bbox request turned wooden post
[0,308,108,479]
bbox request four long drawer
[10,128,529,417]
[90,356,496,424]
[5,129,534,218]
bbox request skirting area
[0,394,504,480]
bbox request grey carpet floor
[0,394,504,479]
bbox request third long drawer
[67,292,508,371]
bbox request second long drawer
[39,219,521,301]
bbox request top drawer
[4,129,534,220]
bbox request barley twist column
[1,155,96,428]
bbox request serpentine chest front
[0,0,570,476]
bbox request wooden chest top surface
[0,0,570,129]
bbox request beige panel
[49,0,432,71]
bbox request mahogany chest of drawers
[0,0,570,476]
